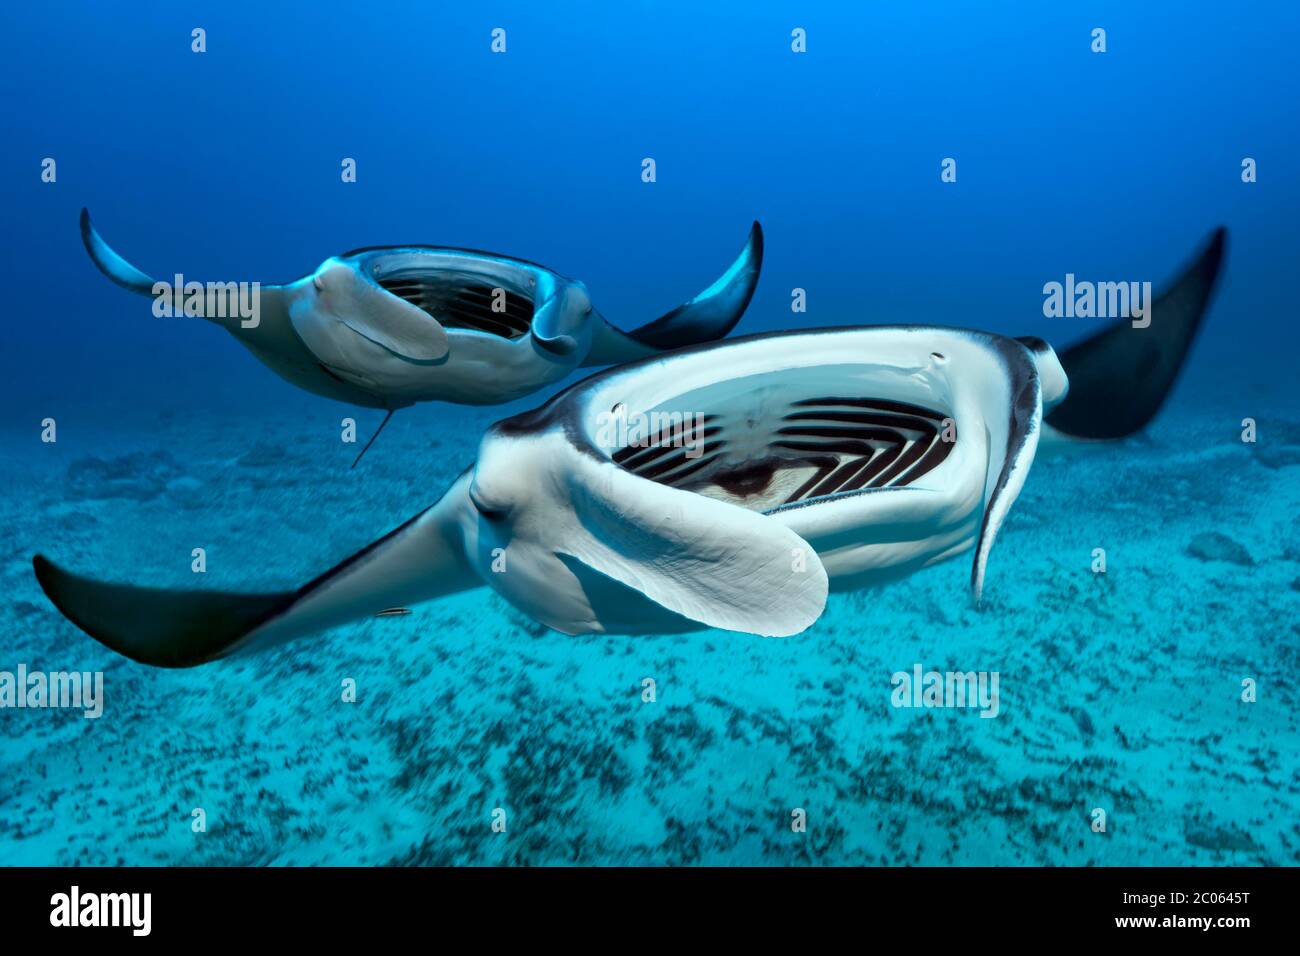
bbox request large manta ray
[35,228,1224,666]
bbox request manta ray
[81,209,763,459]
[34,228,1224,667]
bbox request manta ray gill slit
[600,367,958,514]
[374,261,534,340]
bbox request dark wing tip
[32,553,55,590]
[1045,227,1228,440]
[1205,225,1227,272]
[32,553,293,669]
[32,553,73,611]
[78,207,94,249]
[621,221,764,351]
[1187,226,1227,298]
[77,208,160,295]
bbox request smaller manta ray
[35,228,1224,667]
[81,209,764,460]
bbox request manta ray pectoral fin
[81,207,286,333]
[80,207,159,296]
[582,221,764,366]
[1044,227,1226,440]
[32,473,480,667]
[560,458,828,636]
[33,555,295,668]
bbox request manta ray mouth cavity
[599,371,957,513]
[377,272,534,340]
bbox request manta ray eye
[313,275,324,292]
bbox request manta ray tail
[1044,227,1226,439]
[351,410,396,468]
[32,474,478,668]
[583,221,764,365]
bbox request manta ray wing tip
[1207,225,1227,264]
[747,220,765,266]
[32,553,60,592]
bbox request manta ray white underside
[30,327,1068,664]
[35,229,1225,667]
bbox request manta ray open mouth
[603,366,957,514]
[376,272,534,339]
[39,223,1226,662]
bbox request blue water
[1,2,1297,865]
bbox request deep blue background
[2,2,1298,869]
[3,1,1297,423]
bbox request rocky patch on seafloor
[236,440,293,468]
[64,450,186,502]
[1251,419,1300,469]
[1182,811,1264,858]
[1186,531,1255,567]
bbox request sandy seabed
[1,373,1296,866]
